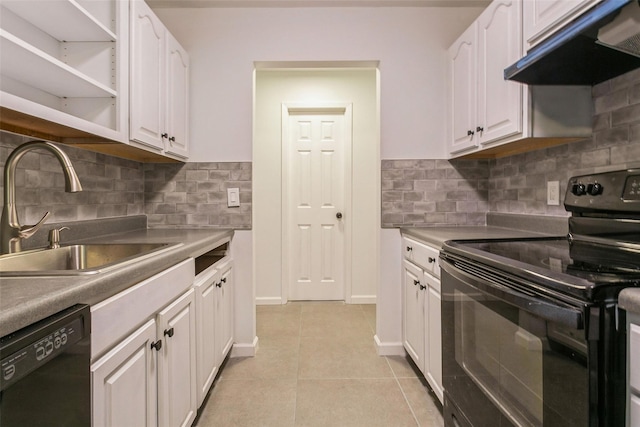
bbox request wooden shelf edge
[0,107,181,163]
[457,136,589,159]
[65,142,182,163]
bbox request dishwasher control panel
[0,305,89,391]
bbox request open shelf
[1,0,116,42]
[0,30,116,99]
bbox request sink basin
[0,243,173,276]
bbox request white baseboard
[374,334,405,356]
[349,295,376,304]
[256,296,285,305]
[230,336,259,357]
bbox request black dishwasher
[0,304,91,427]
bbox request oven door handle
[441,258,584,330]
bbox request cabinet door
[477,0,522,146]
[194,267,220,406]
[130,0,165,151]
[157,289,197,427]
[216,260,234,362]
[165,32,189,159]
[447,22,478,155]
[92,319,158,427]
[524,0,600,48]
[425,274,443,404]
[402,259,425,372]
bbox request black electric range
[440,168,640,427]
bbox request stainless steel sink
[0,243,173,276]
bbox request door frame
[281,102,353,303]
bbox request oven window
[453,289,587,427]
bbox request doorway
[253,65,379,306]
[282,105,352,301]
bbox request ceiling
[147,0,491,8]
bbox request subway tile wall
[381,159,489,227]
[144,162,252,229]
[0,132,252,229]
[0,132,145,225]
[381,68,640,227]
[488,68,640,216]
[2,70,638,230]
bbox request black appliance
[504,0,640,85]
[440,168,640,427]
[0,304,91,426]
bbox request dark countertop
[400,226,556,248]
[620,288,640,316]
[0,228,233,337]
[401,213,568,248]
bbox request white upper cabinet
[524,0,602,48]
[447,23,478,155]
[476,0,522,145]
[130,0,189,160]
[447,0,522,156]
[130,0,165,151]
[164,33,190,159]
[0,0,128,143]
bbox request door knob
[336,212,343,219]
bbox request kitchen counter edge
[0,228,234,338]
[400,225,559,248]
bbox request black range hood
[505,0,640,85]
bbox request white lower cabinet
[92,288,197,427]
[216,259,234,363]
[91,245,235,427]
[91,259,197,427]
[157,289,197,427]
[401,235,443,403]
[403,260,426,369]
[194,265,220,406]
[92,319,158,427]
[194,256,234,406]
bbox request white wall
[155,6,483,161]
[155,5,482,350]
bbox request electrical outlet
[547,181,560,206]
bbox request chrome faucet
[1,141,82,254]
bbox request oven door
[440,254,590,427]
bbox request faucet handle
[19,211,50,239]
[48,226,69,249]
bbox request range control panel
[565,169,640,213]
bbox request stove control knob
[571,183,586,196]
[587,183,603,196]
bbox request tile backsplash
[144,162,251,229]
[0,133,144,225]
[0,132,252,229]
[2,69,638,231]
[381,67,640,227]
[381,159,489,227]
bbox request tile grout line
[293,303,303,426]
[385,355,422,427]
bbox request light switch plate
[227,188,240,207]
[547,181,560,206]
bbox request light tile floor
[194,302,444,427]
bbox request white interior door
[283,105,351,301]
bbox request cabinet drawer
[402,236,440,278]
[631,323,640,393]
[91,258,195,360]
